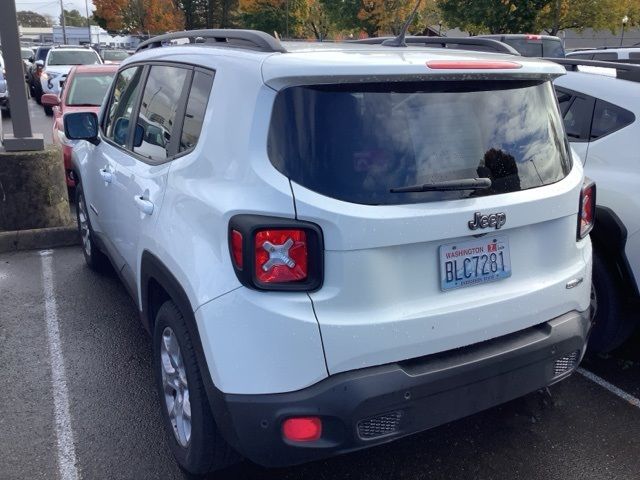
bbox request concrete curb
[0,225,79,253]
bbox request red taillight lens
[282,417,322,442]
[526,34,542,40]
[231,230,243,269]
[255,229,308,284]
[578,180,596,239]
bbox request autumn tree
[94,0,183,33]
[437,0,552,34]
[17,10,51,27]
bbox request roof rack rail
[135,29,286,54]
[350,36,520,55]
[551,58,640,83]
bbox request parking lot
[2,60,640,480]
[1,245,639,480]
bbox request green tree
[537,0,631,35]
[437,0,552,34]
[17,10,51,27]
[61,9,88,27]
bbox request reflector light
[231,230,243,269]
[282,417,322,442]
[255,230,308,283]
[426,60,522,70]
[578,180,596,239]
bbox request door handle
[134,195,154,216]
[99,168,113,184]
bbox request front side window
[104,66,144,147]
[563,95,594,140]
[269,80,571,205]
[48,50,101,66]
[179,70,214,153]
[133,65,190,163]
[67,73,115,106]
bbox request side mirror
[64,112,100,145]
[41,93,60,107]
[35,60,44,67]
[29,56,35,63]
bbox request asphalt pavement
[1,246,639,480]
[1,95,54,146]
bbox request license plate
[439,236,512,291]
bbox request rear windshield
[503,38,565,58]
[268,80,571,205]
[102,50,129,61]
[67,73,114,106]
[48,50,101,66]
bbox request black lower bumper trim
[212,309,591,467]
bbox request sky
[15,0,95,22]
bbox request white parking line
[577,367,640,409]
[40,250,80,480]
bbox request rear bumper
[213,309,591,467]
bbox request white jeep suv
[63,30,593,474]
[554,59,640,351]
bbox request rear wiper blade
[390,178,492,193]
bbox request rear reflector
[282,417,322,442]
[426,60,522,70]
[231,230,243,269]
[578,179,596,239]
[255,229,308,284]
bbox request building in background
[52,26,141,48]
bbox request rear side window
[568,53,593,60]
[590,100,635,139]
[629,52,640,60]
[592,52,618,61]
[103,66,144,147]
[268,80,571,205]
[179,70,214,153]
[133,65,190,163]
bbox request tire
[588,251,636,352]
[44,105,53,116]
[153,300,238,475]
[75,184,109,272]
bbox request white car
[40,46,102,113]
[567,47,640,64]
[554,62,640,351]
[63,30,593,475]
[0,55,8,114]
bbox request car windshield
[268,80,571,205]
[502,38,566,58]
[21,48,33,60]
[102,50,129,61]
[48,50,101,66]
[67,72,114,106]
[36,47,50,62]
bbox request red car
[42,64,118,187]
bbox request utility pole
[60,0,67,44]
[85,0,92,45]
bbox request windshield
[48,50,101,66]
[102,50,129,61]
[36,47,50,62]
[503,38,566,58]
[21,48,33,60]
[67,72,114,106]
[268,80,571,205]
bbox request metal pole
[60,0,67,44]
[621,23,625,46]
[85,0,91,44]
[0,0,44,150]
[286,0,289,39]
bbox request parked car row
[37,30,638,476]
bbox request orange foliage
[94,0,184,33]
[144,0,184,33]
